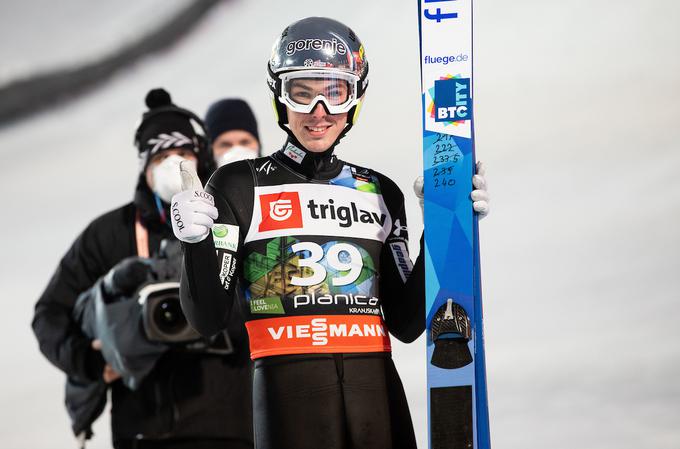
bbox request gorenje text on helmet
[285,38,347,56]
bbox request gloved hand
[413,161,490,219]
[471,161,489,217]
[102,256,152,299]
[413,176,424,215]
[90,339,122,384]
[171,161,218,244]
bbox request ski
[417,1,491,449]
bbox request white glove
[413,176,425,216]
[170,161,218,243]
[412,160,490,219]
[471,161,489,218]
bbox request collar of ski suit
[274,139,344,181]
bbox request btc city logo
[259,192,303,232]
[434,77,472,123]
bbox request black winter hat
[204,99,260,145]
[136,89,200,160]
[134,88,214,182]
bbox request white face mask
[151,155,197,203]
[216,145,258,167]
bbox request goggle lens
[287,78,351,106]
[279,71,360,114]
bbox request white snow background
[1,0,679,448]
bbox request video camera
[139,239,233,355]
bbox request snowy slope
[0,0,193,84]
[1,1,679,448]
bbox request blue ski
[417,1,491,448]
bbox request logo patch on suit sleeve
[212,224,239,251]
[389,241,413,283]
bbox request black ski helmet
[267,17,369,142]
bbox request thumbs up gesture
[170,161,218,244]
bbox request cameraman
[32,89,253,449]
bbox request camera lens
[153,296,188,335]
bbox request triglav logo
[308,199,386,228]
[248,184,392,244]
[259,192,303,232]
[269,199,293,222]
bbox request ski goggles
[278,70,361,114]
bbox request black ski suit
[179,142,425,449]
[32,177,253,448]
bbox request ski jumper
[180,142,425,448]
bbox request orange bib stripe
[246,315,392,359]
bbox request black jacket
[32,177,253,444]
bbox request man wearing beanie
[32,89,253,449]
[205,98,261,167]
